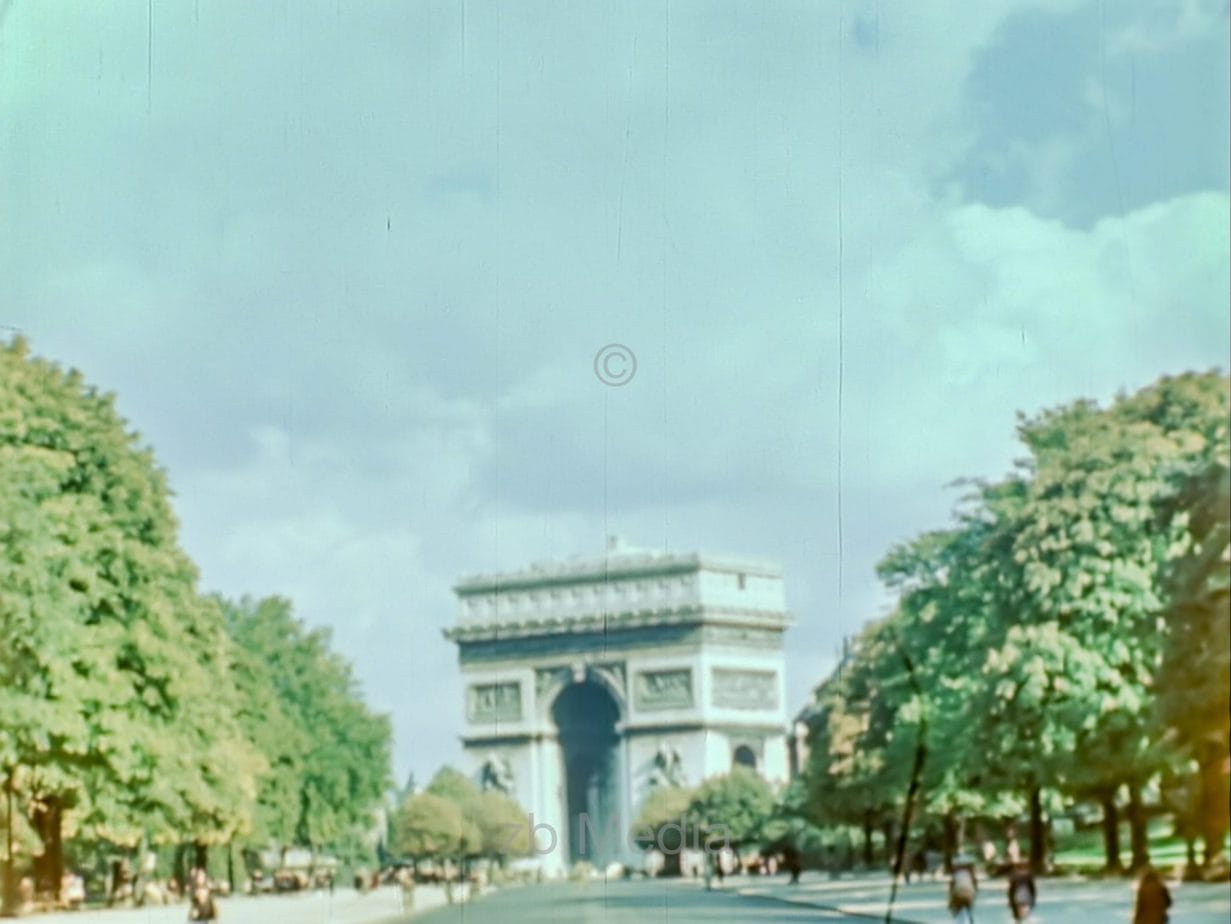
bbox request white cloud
[845,191,1229,495]
[1108,0,1227,54]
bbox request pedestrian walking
[60,871,86,910]
[187,868,217,921]
[948,853,978,924]
[1005,828,1022,865]
[397,867,416,913]
[980,837,998,874]
[782,844,803,885]
[1133,867,1172,924]
[107,857,131,907]
[907,848,927,884]
[1007,863,1036,921]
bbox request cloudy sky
[2,0,1227,785]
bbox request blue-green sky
[2,0,1227,784]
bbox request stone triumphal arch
[444,539,792,875]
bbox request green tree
[994,373,1230,870]
[391,793,463,860]
[760,778,824,864]
[424,767,483,857]
[475,790,531,860]
[1126,373,1230,868]
[802,372,1230,876]
[687,768,775,856]
[217,597,308,852]
[417,767,530,861]
[877,501,1028,847]
[632,784,695,872]
[0,339,260,907]
[221,596,392,862]
[805,615,919,865]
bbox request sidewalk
[726,871,1231,923]
[27,883,475,924]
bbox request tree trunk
[861,812,874,868]
[30,793,64,902]
[193,843,208,873]
[1197,742,1229,867]
[1101,792,1122,871]
[227,842,235,895]
[1127,782,1150,870]
[1028,786,1046,873]
[173,844,187,892]
[941,813,958,870]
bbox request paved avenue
[24,873,1231,923]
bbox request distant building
[788,702,820,778]
[444,537,792,875]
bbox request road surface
[25,874,1231,923]
[734,871,1231,923]
[416,878,853,922]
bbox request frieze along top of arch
[447,543,790,642]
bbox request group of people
[5,872,84,915]
[106,857,218,920]
[946,856,1036,923]
[948,856,1173,923]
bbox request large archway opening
[732,745,757,771]
[552,680,621,867]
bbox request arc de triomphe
[444,539,792,875]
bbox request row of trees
[803,372,1229,876]
[633,768,779,872]
[0,339,391,908]
[389,767,792,877]
[221,597,391,871]
[390,769,530,867]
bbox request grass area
[1051,819,1227,873]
